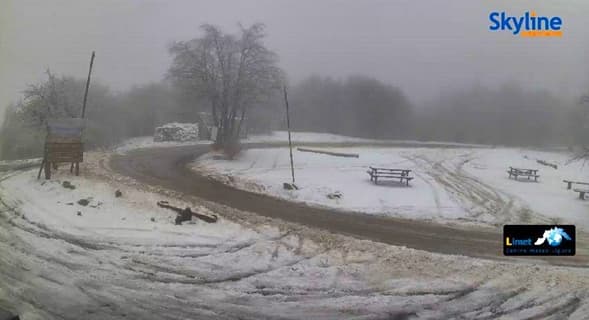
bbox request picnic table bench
[367,167,413,186]
[573,188,588,200]
[563,180,589,190]
[507,167,539,181]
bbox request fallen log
[297,147,359,158]
[157,201,218,224]
[536,159,557,169]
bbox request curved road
[111,144,588,267]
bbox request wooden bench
[573,188,588,200]
[367,167,413,186]
[563,180,589,190]
[507,167,539,181]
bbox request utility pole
[582,95,589,129]
[283,86,296,185]
[81,51,95,118]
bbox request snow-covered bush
[154,123,199,142]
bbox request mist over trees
[0,22,586,161]
[417,84,575,146]
[0,73,118,159]
[289,75,413,139]
[0,73,184,160]
[0,69,584,161]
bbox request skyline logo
[504,225,575,256]
[489,11,563,37]
[533,227,572,247]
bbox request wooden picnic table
[507,167,539,181]
[563,180,589,190]
[367,167,413,186]
[573,188,588,200]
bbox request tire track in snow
[405,152,548,225]
[2,196,588,319]
[2,167,589,319]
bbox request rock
[115,190,123,198]
[77,199,90,206]
[62,181,75,190]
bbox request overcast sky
[1,0,589,122]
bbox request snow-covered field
[2,168,589,319]
[194,146,589,230]
[1,135,589,319]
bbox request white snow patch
[194,147,589,229]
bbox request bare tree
[19,69,79,126]
[168,23,283,152]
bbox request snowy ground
[2,167,589,319]
[1,135,589,319]
[0,158,42,171]
[194,146,589,230]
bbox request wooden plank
[47,118,85,137]
[46,151,83,156]
[46,150,83,156]
[49,155,83,160]
[46,158,83,162]
[563,180,589,185]
[46,143,83,150]
[369,167,411,172]
[297,147,359,158]
[45,141,83,163]
[46,149,83,155]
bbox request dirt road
[110,144,589,267]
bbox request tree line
[289,75,413,140]
[417,84,581,146]
[0,75,188,160]
[1,23,587,160]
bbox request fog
[2,0,589,122]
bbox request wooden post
[37,159,45,180]
[44,160,51,179]
[81,51,95,118]
[283,86,295,185]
